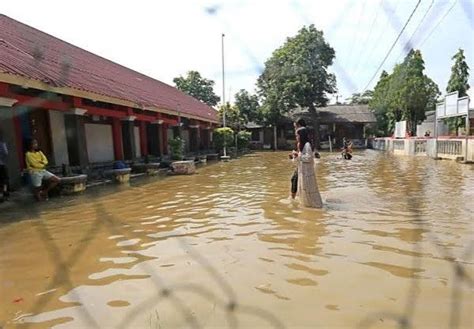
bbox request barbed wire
[1,2,473,328]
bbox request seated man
[25,139,60,201]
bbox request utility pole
[221,33,230,161]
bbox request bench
[132,163,161,176]
[104,168,132,183]
[170,160,196,175]
[198,155,207,163]
[59,175,88,195]
[206,153,219,161]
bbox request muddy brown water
[0,151,473,328]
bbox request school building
[0,15,218,187]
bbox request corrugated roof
[244,122,264,129]
[292,104,376,123]
[0,14,217,122]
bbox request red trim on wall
[0,82,9,95]
[111,118,123,160]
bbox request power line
[362,0,422,92]
[418,0,458,47]
[348,0,368,71]
[356,0,401,88]
[353,0,383,76]
[396,0,435,62]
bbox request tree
[445,48,470,134]
[369,71,391,136]
[447,49,470,97]
[346,90,373,105]
[369,50,440,136]
[236,131,252,150]
[218,102,244,131]
[386,50,440,135]
[168,137,185,160]
[213,127,234,153]
[257,24,336,148]
[234,89,262,123]
[173,71,220,106]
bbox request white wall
[416,122,434,137]
[134,126,141,158]
[85,123,114,163]
[49,110,69,165]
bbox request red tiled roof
[0,14,218,122]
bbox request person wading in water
[289,119,323,208]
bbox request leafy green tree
[234,89,261,123]
[369,71,391,136]
[386,50,440,135]
[213,127,234,153]
[236,131,252,150]
[168,137,185,160]
[218,102,244,131]
[445,49,470,134]
[447,49,470,97]
[346,90,373,105]
[257,24,336,148]
[173,71,220,106]
[369,50,440,136]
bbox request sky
[1,0,473,104]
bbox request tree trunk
[308,104,320,150]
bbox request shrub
[236,130,251,150]
[168,137,185,160]
[213,127,234,152]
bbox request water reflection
[0,151,472,328]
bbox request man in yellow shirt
[25,139,60,201]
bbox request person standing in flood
[289,119,323,208]
[25,139,60,201]
[0,129,9,202]
[290,119,307,199]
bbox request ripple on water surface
[0,151,472,328]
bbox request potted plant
[169,137,185,160]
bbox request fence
[372,137,474,162]
[393,140,405,150]
[414,140,426,154]
[437,140,462,156]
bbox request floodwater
[0,151,473,329]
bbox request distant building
[0,15,218,186]
[417,109,474,137]
[246,105,376,150]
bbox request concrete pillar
[65,108,89,167]
[0,97,22,187]
[112,117,124,160]
[406,139,415,156]
[121,116,136,160]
